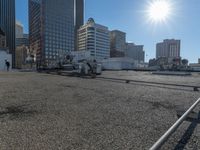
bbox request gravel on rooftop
[0,71,200,150]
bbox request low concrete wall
[0,49,12,71]
[152,71,191,76]
[101,57,135,70]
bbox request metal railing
[97,77,200,91]
[150,98,200,150]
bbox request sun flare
[147,0,172,23]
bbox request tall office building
[0,27,6,48]
[78,18,110,61]
[125,43,145,63]
[75,0,84,51]
[16,21,23,38]
[15,22,29,69]
[110,30,126,57]
[16,22,29,47]
[0,0,16,67]
[156,39,181,59]
[29,0,80,67]
[16,35,29,47]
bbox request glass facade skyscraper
[0,0,16,67]
[29,0,82,68]
[75,0,84,51]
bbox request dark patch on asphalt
[146,101,176,110]
[61,84,76,88]
[0,105,38,120]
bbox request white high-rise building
[78,18,110,61]
[156,39,181,59]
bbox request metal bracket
[194,87,199,92]
[177,110,200,123]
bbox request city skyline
[16,0,200,63]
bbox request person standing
[5,60,10,71]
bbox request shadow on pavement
[174,111,200,150]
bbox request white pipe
[150,98,200,150]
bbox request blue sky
[16,0,200,63]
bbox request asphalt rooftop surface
[0,71,200,150]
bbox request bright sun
[147,0,172,23]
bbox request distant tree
[149,58,156,67]
[182,59,189,66]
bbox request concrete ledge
[152,71,192,76]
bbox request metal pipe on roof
[150,98,200,150]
